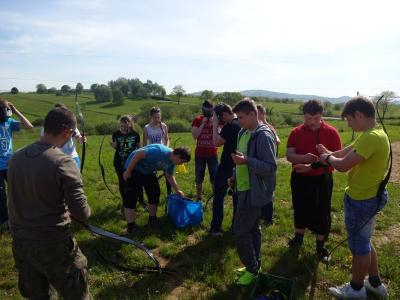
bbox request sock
[350,281,364,291]
[316,240,324,250]
[368,275,382,288]
[294,232,304,242]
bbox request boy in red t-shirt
[286,99,342,261]
[191,100,218,200]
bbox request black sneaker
[123,222,136,235]
[147,216,158,226]
[317,247,330,262]
[208,229,223,237]
[288,237,303,248]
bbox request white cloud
[1,0,400,96]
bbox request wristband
[326,154,332,166]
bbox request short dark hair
[44,107,77,135]
[54,103,67,109]
[214,103,233,116]
[173,146,191,162]
[302,99,324,115]
[341,96,375,118]
[202,100,213,108]
[233,97,257,114]
[150,107,161,116]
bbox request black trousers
[291,172,333,236]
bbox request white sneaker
[364,279,388,298]
[329,282,367,299]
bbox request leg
[194,156,206,200]
[12,239,51,300]
[165,172,172,195]
[206,155,218,190]
[47,238,92,300]
[289,172,306,245]
[124,173,140,230]
[233,191,261,274]
[344,194,381,287]
[142,173,161,223]
[0,170,8,225]
[210,166,229,232]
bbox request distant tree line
[35,77,169,106]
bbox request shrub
[95,122,117,135]
[167,119,191,133]
[32,118,44,126]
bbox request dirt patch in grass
[374,223,400,247]
[389,142,400,184]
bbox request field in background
[0,93,399,299]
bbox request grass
[0,93,400,299]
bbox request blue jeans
[344,191,387,256]
[210,164,237,232]
[194,155,218,184]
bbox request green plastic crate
[250,272,295,300]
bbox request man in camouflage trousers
[8,107,92,300]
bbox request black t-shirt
[219,119,241,167]
[112,130,140,172]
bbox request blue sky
[1,0,400,97]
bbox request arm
[165,173,184,197]
[162,123,170,147]
[286,147,318,164]
[320,147,363,172]
[122,150,146,181]
[212,112,225,147]
[246,131,277,176]
[9,102,33,129]
[143,127,148,146]
[109,133,117,149]
[74,128,86,144]
[109,140,117,149]
[57,157,91,221]
[192,117,208,139]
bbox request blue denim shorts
[344,191,387,256]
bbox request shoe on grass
[235,271,257,286]
[328,282,366,299]
[209,229,223,237]
[317,247,330,262]
[234,266,246,273]
[364,279,388,298]
[287,237,303,248]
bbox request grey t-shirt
[7,141,90,241]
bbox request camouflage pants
[12,236,91,300]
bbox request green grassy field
[0,93,399,299]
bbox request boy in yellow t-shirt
[319,96,389,299]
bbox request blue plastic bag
[167,194,203,228]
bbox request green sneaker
[236,271,257,286]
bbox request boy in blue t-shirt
[0,97,33,230]
[122,144,191,232]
